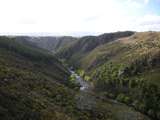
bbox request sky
[0,0,160,36]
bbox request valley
[54,32,160,120]
[0,31,159,120]
[1,0,160,119]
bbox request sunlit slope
[84,32,160,82]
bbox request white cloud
[126,0,149,5]
[125,0,150,9]
[144,0,149,4]
[0,0,159,36]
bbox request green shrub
[116,93,125,102]
[116,94,131,104]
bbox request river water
[69,70,91,91]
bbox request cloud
[144,0,149,4]
[17,17,37,25]
[125,0,149,8]
[0,0,159,36]
[139,15,160,26]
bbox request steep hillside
[0,37,113,120]
[56,31,134,67]
[84,32,160,80]
[0,36,71,119]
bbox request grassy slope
[84,32,160,84]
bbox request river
[69,70,91,91]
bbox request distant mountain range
[15,36,78,52]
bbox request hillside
[55,32,160,120]
[0,36,73,119]
[91,32,160,119]
[82,32,160,82]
